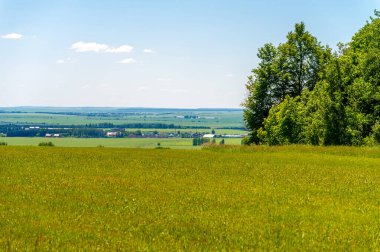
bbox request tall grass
[0,146,379,250]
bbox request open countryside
[1,1,380,250]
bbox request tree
[278,22,327,97]
[244,12,380,146]
[243,43,279,144]
[243,23,327,144]
[261,96,303,145]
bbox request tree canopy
[243,12,380,146]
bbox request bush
[192,138,210,146]
[241,137,250,145]
[0,142,7,146]
[372,123,380,143]
[155,147,170,149]
[38,142,55,147]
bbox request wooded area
[243,11,380,146]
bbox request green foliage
[38,141,55,147]
[0,142,7,146]
[261,96,303,145]
[244,11,380,146]
[373,122,380,143]
[243,23,327,144]
[241,137,250,145]
[192,138,210,146]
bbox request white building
[203,134,216,138]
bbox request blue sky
[0,0,379,108]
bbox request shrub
[0,142,7,146]
[38,142,55,147]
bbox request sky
[0,0,379,108]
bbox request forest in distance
[243,10,380,146]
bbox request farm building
[203,134,216,138]
[45,133,61,137]
[106,132,118,137]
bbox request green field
[0,109,244,129]
[124,128,248,135]
[1,145,380,250]
[1,137,243,149]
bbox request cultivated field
[0,108,244,128]
[1,145,380,250]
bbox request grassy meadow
[1,145,380,250]
[1,137,242,149]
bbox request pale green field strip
[1,137,243,149]
[124,128,248,135]
[0,113,244,128]
[0,146,380,250]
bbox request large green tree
[243,23,328,144]
[243,11,380,146]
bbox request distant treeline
[0,123,210,130]
[0,123,212,138]
[83,123,210,129]
[2,127,105,138]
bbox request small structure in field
[106,132,118,137]
[46,133,61,137]
[203,134,216,138]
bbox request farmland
[0,107,247,148]
[1,145,380,250]
[1,137,242,149]
[0,107,245,129]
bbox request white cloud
[1,33,23,39]
[143,48,154,53]
[106,45,133,53]
[71,42,108,52]
[71,41,133,53]
[118,58,137,64]
[56,57,76,64]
